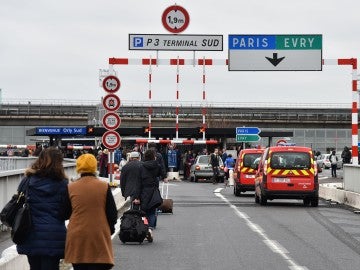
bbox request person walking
[120,151,142,200]
[16,147,69,270]
[210,148,221,184]
[63,154,118,270]
[133,149,163,242]
[341,146,351,164]
[329,150,338,178]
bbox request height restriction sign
[102,75,121,93]
[162,5,190,34]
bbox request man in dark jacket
[120,151,142,200]
[133,149,162,242]
[210,148,221,184]
[148,143,167,181]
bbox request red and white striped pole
[202,57,206,140]
[175,56,180,139]
[323,58,358,165]
[148,57,152,139]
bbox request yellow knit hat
[76,154,97,174]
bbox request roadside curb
[319,184,360,210]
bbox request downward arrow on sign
[266,53,285,66]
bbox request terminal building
[0,100,357,155]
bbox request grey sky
[0,0,359,105]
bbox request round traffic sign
[102,75,121,93]
[102,130,121,150]
[161,5,190,34]
[102,94,121,111]
[102,112,121,130]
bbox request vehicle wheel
[255,192,260,204]
[194,175,198,182]
[259,193,267,205]
[234,186,241,197]
[303,198,311,206]
[310,197,319,207]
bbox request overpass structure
[0,100,354,129]
[0,100,357,154]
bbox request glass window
[270,152,311,169]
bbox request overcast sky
[1,0,359,106]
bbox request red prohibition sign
[102,130,121,150]
[102,112,121,130]
[102,75,121,93]
[162,5,190,34]
[102,94,121,111]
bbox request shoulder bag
[0,178,29,227]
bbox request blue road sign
[236,127,261,135]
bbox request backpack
[119,209,148,244]
[330,154,337,165]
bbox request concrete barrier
[0,186,128,270]
[319,184,360,210]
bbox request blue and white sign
[236,127,261,135]
[36,127,87,135]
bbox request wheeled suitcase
[158,182,173,214]
[119,205,149,244]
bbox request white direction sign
[129,34,223,51]
[228,34,322,71]
[102,112,121,130]
[102,130,121,150]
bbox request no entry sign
[102,130,121,150]
[102,112,121,130]
[162,5,190,34]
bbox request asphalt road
[114,180,360,270]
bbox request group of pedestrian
[120,143,167,242]
[14,147,117,270]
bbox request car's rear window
[243,153,262,167]
[270,152,311,169]
[198,156,210,164]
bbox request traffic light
[86,125,94,135]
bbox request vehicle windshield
[270,152,311,169]
[198,156,210,164]
[243,153,262,167]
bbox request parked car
[316,154,342,169]
[190,155,225,182]
[254,146,319,206]
[233,148,264,196]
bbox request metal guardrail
[0,158,78,218]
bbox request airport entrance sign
[228,34,322,71]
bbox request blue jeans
[146,208,157,229]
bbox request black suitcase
[119,207,148,244]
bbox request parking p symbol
[134,37,143,47]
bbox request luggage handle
[161,182,169,199]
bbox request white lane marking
[214,192,309,270]
[213,187,223,193]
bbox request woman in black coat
[133,149,162,242]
